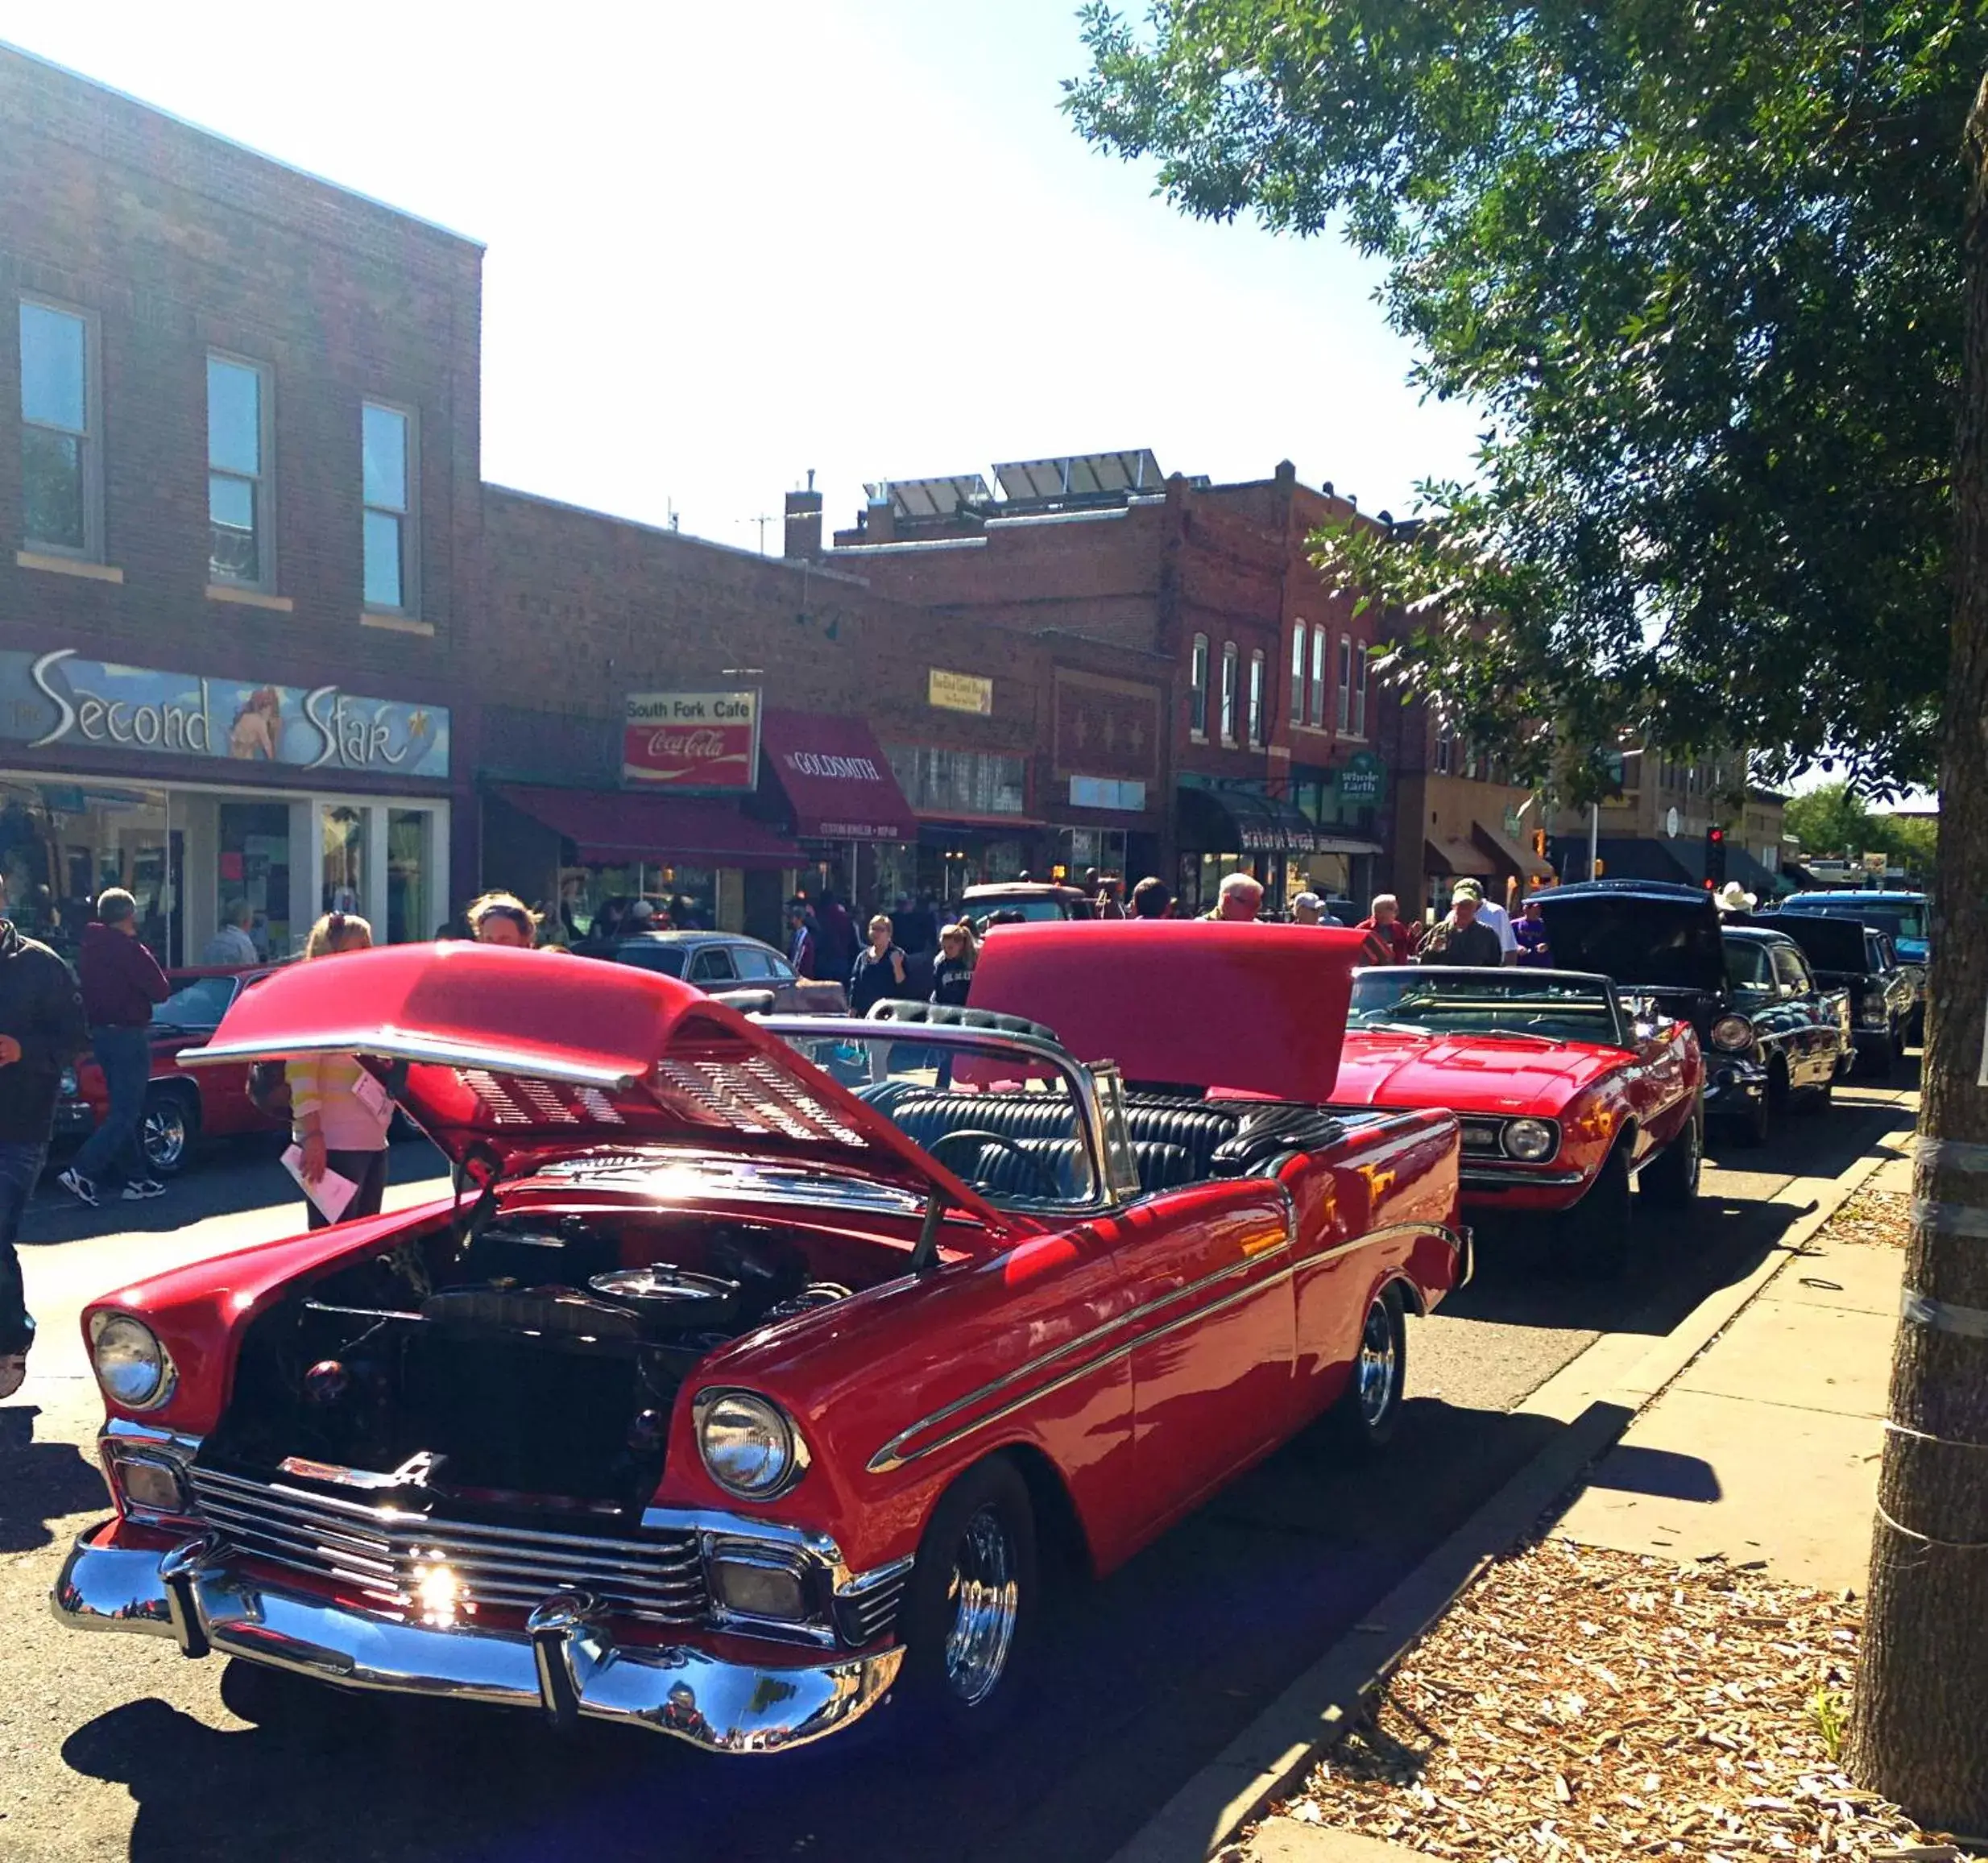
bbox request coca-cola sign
[621,690,760,789]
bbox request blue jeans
[72,1026,151,1187]
[0,1138,47,1356]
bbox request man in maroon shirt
[1356,893,1415,964]
[58,889,170,1206]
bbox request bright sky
[0,2,1483,554]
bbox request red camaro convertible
[52,925,1466,1753]
[1329,967,1705,1273]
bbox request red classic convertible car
[1329,967,1705,1273]
[52,927,1466,1753]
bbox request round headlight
[696,1390,806,1498]
[89,1313,173,1411]
[1710,1014,1754,1054]
[1503,1118,1559,1161]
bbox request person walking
[1356,894,1414,964]
[786,899,819,979]
[849,914,909,1016]
[466,892,539,947]
[1514,898,1553,967]
[1202,873,1265,922]
[930,921,978,1006]
[58,890,169,1207]
[287,913,391,1228]
[1451,879,1518,964]
[201,897,259,967]
[1417,892,1503,967]
[0,877,87,1400]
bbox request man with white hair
[1356,893,1414,963]
[1203,872,1265,921]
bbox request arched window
[1220,642,1240,744]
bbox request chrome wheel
[143,1096,188,1173]
[942,1505,1019,1707]
[1355,1298,1399,1430]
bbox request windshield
[773,1025,1107,1207]
[1348,968,1628,1046]
[1725,943,1776,992]
[610,942,688,979]
[151,974,237,1031]
[969,899,1071,930]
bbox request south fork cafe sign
[622,691,760,789]
[0,648,449,777]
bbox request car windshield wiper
[1360,1019,1437,1037]
[1461,1027,1565,1047]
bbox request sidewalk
[1230,1136,1916,1863]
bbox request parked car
[1330,966,1704,1273]
[583,930,847,1015]
[959,882,1091,933]
[58,967,286,1176]
[53,928,1466,1753]
[1533,883,1848,1148]
[1758,913,1914,1076]
[1777,889,1930,1041]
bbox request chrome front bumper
[1704,1060,1767,1112]
[53,1525,902,1753]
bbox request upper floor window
[1189,633,1209,739]
[1290,624,1307,722]
[1308,625,1327,727]
[208,356,271,588]
[362,402,416,613]
[1435,725,1453,774]
[1352,644,1369,738]
[1220,642,1239,744]
[19,300,97,557]
[1336,635,1354,732]
[1247,649,1265,748]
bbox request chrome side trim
[1460,1167,1587,1189]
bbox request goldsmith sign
[0,648,449,776]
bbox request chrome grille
[188,1466,706,1626]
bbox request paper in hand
[281,1143,361,1223]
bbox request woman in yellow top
[287,911,392,1228]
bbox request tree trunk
[1845,68,1988,1834]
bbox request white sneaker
[57,1168,97,1208]
[0,1352,26,1401]
[122,1179,168,1201]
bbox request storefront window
[321,804,367,918]
[0,778,174,963]
[387,809,428,945]
[885,747,1027,818]
[218,801,289,959]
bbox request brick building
[828,455,1392,913]
[0,44,477,963]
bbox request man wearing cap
[1452,880,1519,965]
[1290,892,1326,925]
[1419,891,1504,967]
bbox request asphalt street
[0,1083,1919,1863]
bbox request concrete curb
[1108,1095,1911,1863]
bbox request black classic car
[1758,913,1914,1076]
[582,931,848,1015]
[1778,889,1929,1041]
[1534,884,1850,1148]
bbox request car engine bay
[205,1211,869,1517]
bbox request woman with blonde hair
[466,891,539,948]
[848,913,909,1016]
[288,912,391,1228]
[930,919,978,1007]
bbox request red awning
[492,785,802,870]
[759,710,914,842]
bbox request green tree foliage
[1784,781,1940,877]
[1065,2,1988,797]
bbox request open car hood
[1534,892,1725,996]
[969,920,1361,1099]
[180,942,1014,1230]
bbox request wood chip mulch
[1263,1538,1962,1861]
[1827,1190,1911,1252]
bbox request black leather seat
[1120,1100,1240,1180]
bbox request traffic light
[1706,825,1727,885]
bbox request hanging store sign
[621,691,760,789]
[928,669,994,716]
[1334,749,1386,807]
[0,648,449,777]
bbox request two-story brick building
[0,45,476,963]
[827,454,1392,913]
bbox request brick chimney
[784,470,824,558]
